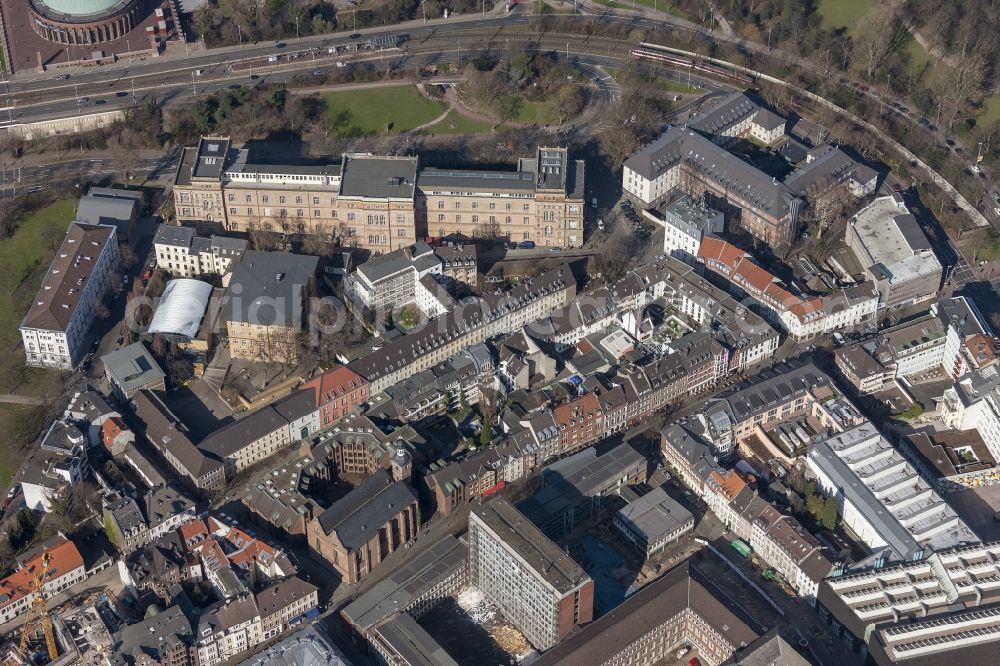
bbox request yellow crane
[7,550,57,665]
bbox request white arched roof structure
[148,279,213,340]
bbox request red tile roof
[0,539,84,610]
[101,417,129,448]
[179,519,208,547]
[303,366,368,407]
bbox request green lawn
[978,94,1000,126]
[509,99,560,125]
[419,110,496,135]
[322,85,448,137]
[817,0,870,35]
[0,404,30,488]
[0,199,76,358]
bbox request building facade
[153,224,247,278]
[173,138,585,252]
[468,500,594,651]
[20,222,121,370]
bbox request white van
[267,55,279,62]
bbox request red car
[689,658,701,666]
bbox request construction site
[0,550,81,666]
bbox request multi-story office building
[818,541,1000,660]
[174,138,586,252]
[534,559,772,666]
[153,224,247,278]
[847,194,943,307]
[624,125,877,248]
[688,91,787,146]
[623,127,801,246]
[646,195,724,265]
[835,296,996,395]
[345,241,441,312]
[614,487,694,558]
[807,423,978,560]
[341,535,468,653]
[20,222,120,370]
[300,365,369,428]
[199,405,291,477]
[223,250,318,363]
[468,499,594,651]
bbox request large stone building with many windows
[469,499,594,651]
[173,137,585,252]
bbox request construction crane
[7,550,57,665]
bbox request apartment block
[0,538,87,623]
[20,222,120,370]
[153,224,247,278]
[130,389,226,492]
[348,263,575,394]
[698,236,878,340]
[469,500,594,651]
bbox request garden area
[323,85,449,137]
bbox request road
[0,12,729,127]
[0,152,176,195]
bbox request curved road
[0,13,725,125]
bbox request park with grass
[322,85,449,137]
[0,197,77,488]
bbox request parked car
[918,117,930,126]
[517,240,535,250]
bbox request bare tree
[805,177,854,240]
[302,233,331,257]
[853,0,909,77]
[108,122,140,183]
[931,49,987,130]
[249,228,284,251]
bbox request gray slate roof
[316,470,418,548]
[103,342,166,393]
[199,405,287,458]
[223,251,317,326]
[616,486,693,541]
[340,154,418,199]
